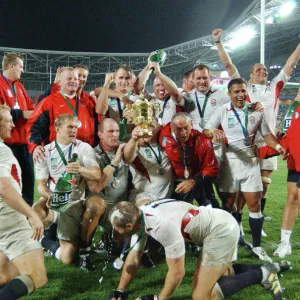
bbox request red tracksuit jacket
[159,123,218,179]
[27,91,97,153]
[0,74,34,144]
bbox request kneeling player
[33,114,105,271]
[108,200,285,300]
[0,105,47,299]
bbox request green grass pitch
[27,159,300,299]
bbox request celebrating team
[0,27,299,300]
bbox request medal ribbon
[144,142,162,165]
[194,89,211,120]
[59,91,79,117]
[230,103,249,138]
[158,96,170,120]
[54,140,73,166]
[171,132,189,178]
[116,98,124,119]
[98,143,118,177]
[2,74,19,107]
[124,213,145,254]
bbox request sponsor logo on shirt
[162,137,167,147]
[51,157,58,169]
[210,99,217,107]
[249,116,256,124]
[109,99,117,107]
[144,148,153,159]
[7,90,13,97]
[295,112,299,120]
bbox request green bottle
[149,49,167,67]
[279,101,300,134]
[51,153,79,212]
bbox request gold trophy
[124,93,160,137]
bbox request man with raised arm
[0,105,47,299]
[212,28,300,221]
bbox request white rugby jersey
[35,140,98,199]
[205,102,271,159]
[108,94,137,122]
[182,88,230,132]
[129,142,173,201]
[247,70,289,138]
[0,143,22,214]
[130,200,213,258]
[151,94,183,126]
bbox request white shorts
[213,144,225,166]
[217,156,263,193]
[186,209,239,267]
[0,211,42,260]
[258,156,278,171]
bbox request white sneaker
[252,247,272,262]
[261,229,268,237]
[273,241,292,258]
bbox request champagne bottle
[278,101,300,134]
[149,49,167,67]
[51,153,79,212]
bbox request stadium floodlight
[266,16,274,24]
[226,26,257,50]
[279,1,296,17]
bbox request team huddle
[0,28,299,300]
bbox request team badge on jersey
[228,116,235,128]
[162,137,167,147]
[109,99,117,107]
[51,157,59,169]
[144,148,153,159]
[210,99,217,107]
[249,116,256,124]
[7,89,13,97]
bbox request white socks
[281,229,292,244]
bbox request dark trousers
[6,144,34,206]
[172,180,211,206]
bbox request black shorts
[287,169,300,183]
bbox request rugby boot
[252,247,272,262]
[261,263,285,299]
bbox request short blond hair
[0,105,11,121]
[54,114,78,128]
[2,53,24,71]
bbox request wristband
[215,40,221,43]
[275,144,283,151]
[109,163,118,169]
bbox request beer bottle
[51,153,79,212]
[149,49,167,67]
[278,101,300,134]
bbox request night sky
[0,0,250,53]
